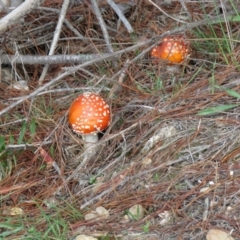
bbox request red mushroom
[68,92,111,148]
[150,35,190,64]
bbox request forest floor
[1,0,240,239]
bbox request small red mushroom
[150,35,190,64]
[68,92,111,148]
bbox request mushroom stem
[82,134,101,161]
[82,133,99,149]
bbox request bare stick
[38,0,70,85]
[1,53,113,65]
[179,0,192,20]
[0,0,43,33]
[90,0,114,53]
[108,59,130,99]
[106,0,134,33]
[5,141,52,150]
[203,197,209,221]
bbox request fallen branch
[0,0,43,33]
[106,0,134,33]
[0,53,114,65]
[91,0,114,53]
[39,0,70,85]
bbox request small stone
[95,206,109,219]
[206,229,234,240]
[84,212,98,221]
[142,158,152,165]
[200,187,210,193]
[122,214,130,222]
[10,207,24,216]
[127,204,145,220]
[84,206,109,221]
[75,235,98,240]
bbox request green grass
[198,86,240,115]
[0,221,24,239]
[0,201,84,240]
[142,221,151,233]
[0,117,38,178]
[192,4,240,66]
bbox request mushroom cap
[150,35,190,64]
[68,92,111,135]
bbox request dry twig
[0,0,43,33]
[90,0,114,53]
[106,0,134,33]
[39,0,70,85]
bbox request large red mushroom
[68,92,111,149]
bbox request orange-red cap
[151,35,190,64]
[68,92,111,134]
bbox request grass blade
[0,135,5,151]
[197,104,238,116]
[225,88,240,99]
[17,121,27,144]
[215,85,240,99]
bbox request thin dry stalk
[39,0,70,85]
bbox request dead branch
[1,53,113,65]
[106,0,134,33]
[0,0,44,33]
